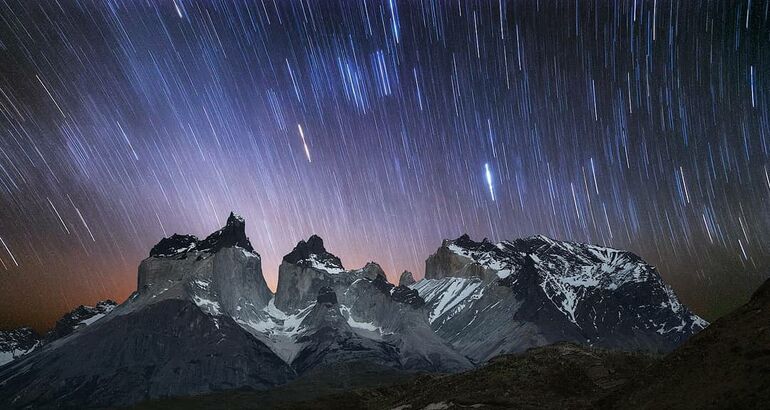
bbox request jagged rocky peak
[275,235,352,312]
[361,269,425,308]
[283,234,344,273]
[359,261,385,280]
[149,212,255,258]
[399,270,416,287]
[46,300,117,343]
[1,300,118,367]
[451,233,497,252]
[198,212,254,253]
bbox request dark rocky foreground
[133,343,654,410]
[1,299,293,409]
[608,277,770,409]
[135,278,770,410]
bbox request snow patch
[237,246,259,259]
[79,313,105,326]
[193,295,223,315]
[423,402,451,410]
[308,254,345,274]
[340,305,384,334]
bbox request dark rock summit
[283,235,344,269]
[198,212,254,253]
[398,271,416,287]
[149,212,254,257]
[274,236,350,312]
[149,234,198,257]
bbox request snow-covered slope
[0,300,118,368]
[0,328,40,367]
[413,234,707,362]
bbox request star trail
[0,0,768,330]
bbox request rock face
[274,236,353,313]
[135,279,770,410]
[316,286,338,305]
[0,328,40,367]
[336,269,471,372]
[135,212,272,323]
[290,288,403,374]
[413,234,707,362]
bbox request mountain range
[0,213,710,408]
[198,276,764,410]
[0,299,116,367]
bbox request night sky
[0,0,768,331]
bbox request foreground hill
[135,343,655,410]
[611,277,770,409]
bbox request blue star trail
[0,0,768,330]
